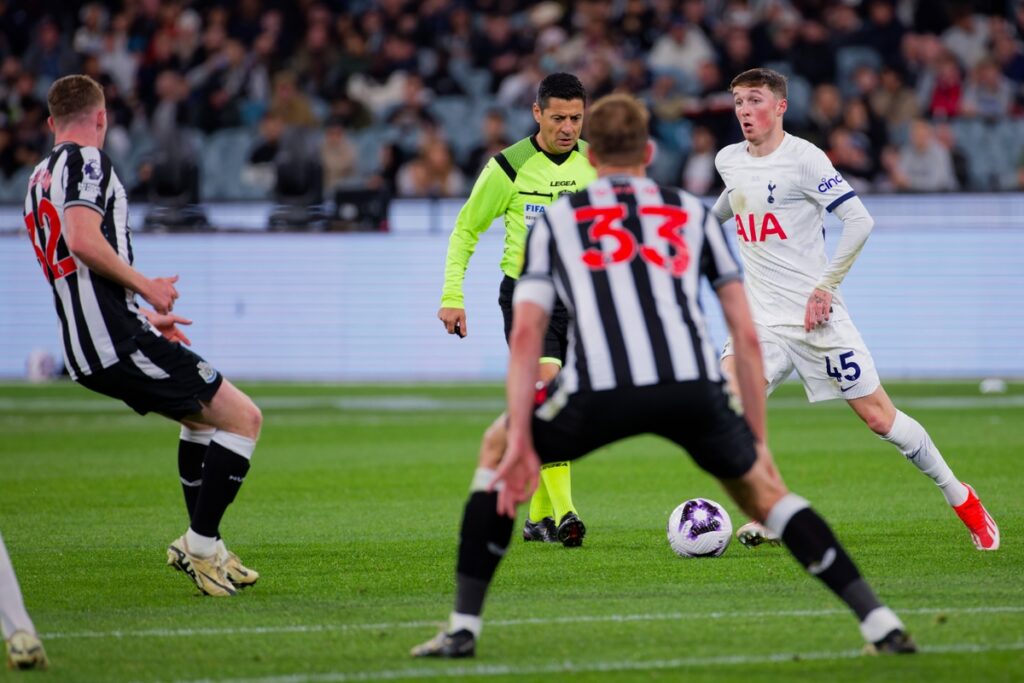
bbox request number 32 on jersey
[576,204,690,277]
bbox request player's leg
[412,389,602,658]
[681,388,915,654]
[0,533,47,670]
[537,300,584,547]
[168,378,263,595]
[721,333,789,548]
[847,385,998,550]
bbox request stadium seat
[143,128,210,231]
[268,127,326,230]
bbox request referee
[438,73,596,546]
[413,93,915,658]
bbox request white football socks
[881,411,968,506]
[0,533,37,638]
[449,612,482,638]
[186,528,218,558]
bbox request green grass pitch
[1,380,1021,682]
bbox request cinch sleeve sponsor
[802,147,855,213]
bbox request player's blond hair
[47,75,105,126]
[730,68,788,100]
[586,94,649,166]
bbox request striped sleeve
[697,197,743,289]
[512,211,556,313]
[62,146,109,215]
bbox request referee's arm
[438,158,514,337]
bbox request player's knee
[859,406,891,435]
[479,420,506,468]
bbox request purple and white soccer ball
[667,498,733,558]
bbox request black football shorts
[498,275,568,363]
[75,332,224,421]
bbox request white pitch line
[158,640,1024,683]
[1,393,1022,414]
[42,605,1024,641]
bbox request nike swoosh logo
[840,384,859,393]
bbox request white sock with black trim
[882,411,968,506]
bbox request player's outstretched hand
[142,308,193,346]
[145,275,180,314]
[491,433,540,518]
[804,287,832,332]
[438,307,467,338]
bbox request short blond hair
[586,94,649,166]
[47,75,105,125]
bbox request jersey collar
[531,135,578,165]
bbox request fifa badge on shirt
[767,181,776,204]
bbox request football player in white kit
[713,68,998,551]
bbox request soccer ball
[667,498,732,558]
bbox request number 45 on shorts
[825,351,861,382]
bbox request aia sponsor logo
[735,213,788,242]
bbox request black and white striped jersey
[514,175,742,394]
[23,142,151,380]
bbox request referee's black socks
[454,469,514,617]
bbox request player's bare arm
[717,280,767,443]
[437,306,467,337]
[492,300,547,517]
[64,206,179,314]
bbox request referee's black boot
[410,629,476,658]
[866,629,918,655]
[523,516,558,543]
[557,511,586,548]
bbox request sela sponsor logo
[734,212,788,242]
[817,174,844,193]
[83,160,103,181]
[196,361,219,384]
[78,181,102,196]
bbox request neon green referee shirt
[440,136,597,308]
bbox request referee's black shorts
[75,333,224,421]
[531,380,757,480]
[498,275,569,363]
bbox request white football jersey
[715,133,857,327]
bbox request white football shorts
[722,319,880,403]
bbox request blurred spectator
[290,21,340,100]
[719,27,756,81]
[23,17,79,88]
[321,117,358,192]
[826,126,875,193]
[269,70,317,127]
[869,66,920,133]
[933,121,969,189]
[802,84,844,149]
[73,3,108,58]
[243,112,285,192]
[920,52,964,120]
[884,119,958,191]
[396,136,465,197]
[961,57,1014,121]
[851,0,906,70]
[648,15,715,82]
[497,55,544,109]
[465,108,511,176]
[941,4,991,72]
[841,98,887,173]
[681,125,718,195]
[471,14,530,92]
[98,12,136,95]
[792,19,836,87]
[327,93,373,131]
[150,70,192,139]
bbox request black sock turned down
[454,491,514,617]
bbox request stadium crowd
[3,0,1024,205]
